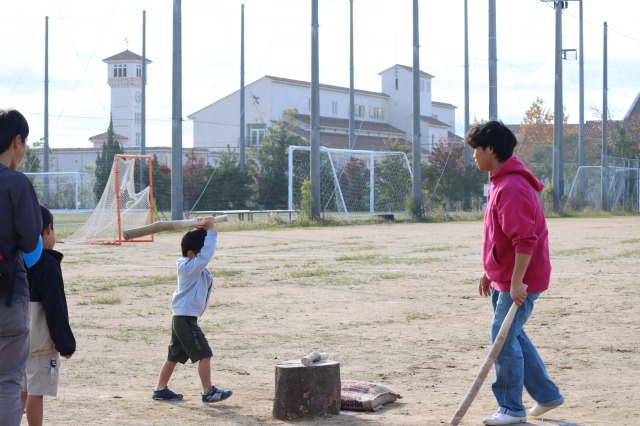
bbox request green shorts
[167,316,213,364]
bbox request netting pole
[327,151,348,218]
[147,156,155,242]
[369,153,375,214]
[114,157,123,244]
[288,145,294,211]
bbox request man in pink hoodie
[466,121,564,426]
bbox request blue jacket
[172,230,216,317]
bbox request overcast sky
[2,0,639,149]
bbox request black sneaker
[202,385,233,403]
[153,386,183,401]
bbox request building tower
[100,50,152,147]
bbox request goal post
[68,155,154,244]
[288,146,413,219]
[25,172,94,210]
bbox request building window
[395,78,398,90]
[369,106,384,120]
[136,65,142,78]
[350,104,365,118]
[135,113,141,125]
[113,64,127,78]
[331,101,338,116]
[247,123,266,146]
[136,132,141,147]
[420,79,424,92]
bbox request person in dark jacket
[20,206,75,426]
[0,108,42,426]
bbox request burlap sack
[340,380,402,411]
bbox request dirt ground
[24,216,640,425]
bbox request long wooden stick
[122,215,228,240]
[449,302,519,426]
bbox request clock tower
[102,50,152,147]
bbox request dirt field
[25,216,640,425]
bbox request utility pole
[44,16,49,205]
[488,0,497,119]
[310,0,321,219]
[171,0,184,219]
[577,0,585,197]
[240,4,246,172]
[411,0,422,218]
[552,1,564,212]
[348,0,355,149]
[464,0,470,169]
[602,22,609,211]
[140,10,147,189]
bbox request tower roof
[103,49,152,64]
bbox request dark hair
[40,205,54,234]
[465,120,517,162]
[0,108,29,155]
[181,229,206,257]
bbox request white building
[188,64,458,153]
[89,50,152,148]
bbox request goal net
[68,155,154,244]
[288,146,413,219]
[25,172,95,210]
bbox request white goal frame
[288,145,413,219]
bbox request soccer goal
[68,155,154,244]
[288,146,413,219]
[25,172,95,210]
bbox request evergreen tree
[18,138,43,173]
[251,109,307,209]
[204,149,254,210]
[94,116,124,201]
[150,154,172,211]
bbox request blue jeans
[490,290,564,417]
[0,295,30,426]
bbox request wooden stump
[272,360,341,420]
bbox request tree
[94,116,124,201]
[518,98,554,164]
[423,141,484,209]
[182,151,209,211]
[18,138,42,173]
[150,155,171,211]
[203,148,254,210]
[251,109,307,209]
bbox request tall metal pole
[44,16,49,205]
[171,0,184,219]
[310,0,321,219]
[463,0,470,169]
[348,0,355,149]
[488,0,497,119]
[140,10,147,189]
[577,0,585,196]
[552,1,564,212]
[239,4,246,172]
[601,22,609,211]
[411,0,422,217]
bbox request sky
[2,0,640,149]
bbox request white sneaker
[482,411,527,425]
[529,400,564,416]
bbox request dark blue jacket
[27,249,76,357]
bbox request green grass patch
[554,247,596,256]
[335,254,425,264]
[290,269,334,278]
[216,268,243,277]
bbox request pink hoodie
[483,156,551,293]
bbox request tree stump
[272,359,341,420]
